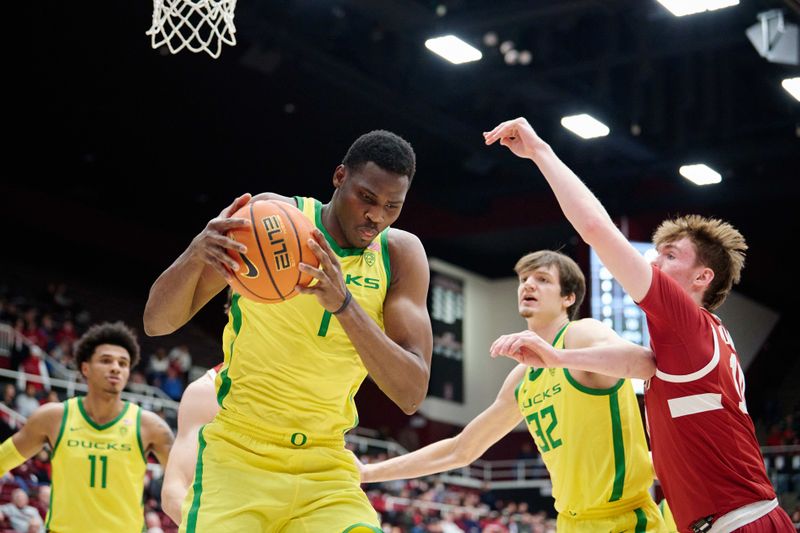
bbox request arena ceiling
[9,0,800,317]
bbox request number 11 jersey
[47,397,146,533]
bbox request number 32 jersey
[47,397,146,533]
[516,323,654,518]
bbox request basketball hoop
[147,0,237,59]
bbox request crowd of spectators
[0,283,192,407]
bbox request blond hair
[653,215,747,310]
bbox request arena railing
[0,323,174,403]
[0,368,179,416]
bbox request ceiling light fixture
[560,114,610,139]
[425,35,482,64]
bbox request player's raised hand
[189,193,251,281]
[483,117,547,160]
[297,228,351,313]
[490,330,562,368]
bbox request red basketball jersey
[639,265,775,532]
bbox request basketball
[225,200,318,303]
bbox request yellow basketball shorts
[556,498,667,533]
[179,419,381,532]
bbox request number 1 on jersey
[88,454,108,489]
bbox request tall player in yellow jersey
[360,250,667,533]
[0,322,174,533]
[144,130,433,532]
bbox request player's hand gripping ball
[226,200,319,302]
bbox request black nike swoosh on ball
[240,252,259,278]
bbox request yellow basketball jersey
[47,397,146,533]
[216,196,390,443]
[516,323,654,518]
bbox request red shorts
[733,506,794,532]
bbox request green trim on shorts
[342,523,382,532]
[217,294,242,407]
[608,390,626,502]
[186,425,208,533]
[634,507,647,533]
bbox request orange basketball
[225,200,318,303]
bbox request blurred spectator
[10,319,30,370]
[31,485,50,521]
[161,367,184,401]
[54,319,77,346]
[3,383,17,408]
[144,511,164,533]
[17,347,50,394]
[479,482,497,511]
[15,384,40,418]
[439,511,464,533]
[168,345,192,378]
[50,338,75,372]
[21,310,45,350]
[30,450,51,484]
[147,348,169,386]
[41,390,59,405]
[0,488,44,533]
[37,315,56,352]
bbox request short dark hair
[342,130,416,181]
[514,250,586,320]
[75,321,140,369]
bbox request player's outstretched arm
[298,229,433,414]
[360,366,525,483]
[484,118,652,303]
[144,193,252,336]
[0,403,63,475]
[161,377,219,525]
[491,319,656,380]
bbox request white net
[147,0,237,59]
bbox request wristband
[332,290,353,315]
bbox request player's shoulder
[386,227,423,250]
[505,363,527,384]
[386,228,426,263]
[138,409,171,431]
[563,318,614,348]
[27,401,66,428]
[385,229,428,284]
